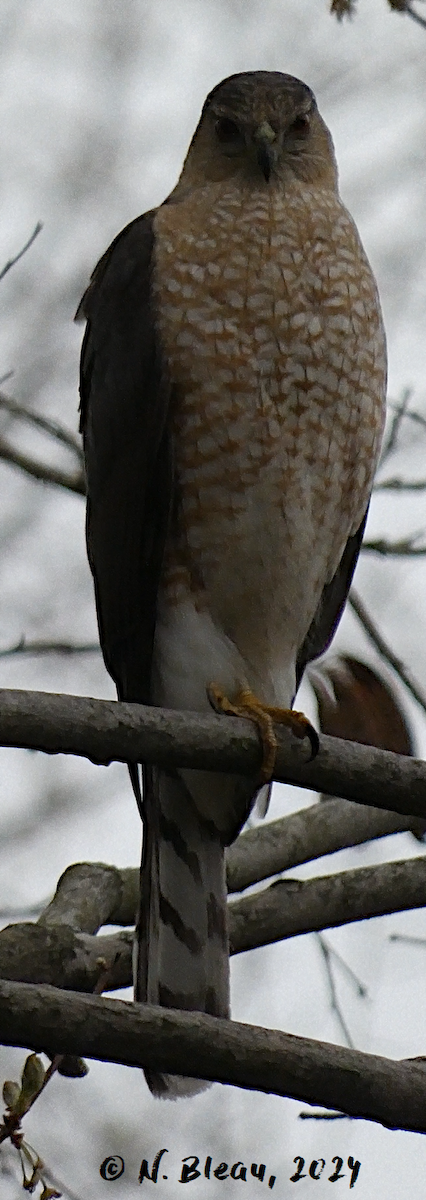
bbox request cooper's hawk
[78,71,386,1096]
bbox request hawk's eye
[290,114,310,136]
[215,117,243,145]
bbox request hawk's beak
[254,121,277,182]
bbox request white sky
[1,1,426,1196]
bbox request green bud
[16,1054,46,1114]
[2,1079,20,1110]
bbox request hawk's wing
[77,212,172,705]
[295,509,368,689]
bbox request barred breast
[152,178,386,697]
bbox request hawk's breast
[152,180,385,686]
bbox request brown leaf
[311,656,413,755]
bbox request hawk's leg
[208,683,319,783]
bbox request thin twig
[0,637,99,658]
[389,934,426,946]
[320,938,368,997]
[374,477,426,492]
[40,1168,84,1200]
[406,409,426,431]
[349,588,426,717]
[406,2,426,28]
[316,935,355,1048]
[0,391,83,459]
[389,404,426,435]
[362,536,426,556]
[379,389,412,463]
[333,0,426,28]
[0,222,43,283]
[299,1111,350,1120]
[0,435,85,494]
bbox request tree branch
[349,588,426,716]
[403,2,426,29]
[384,401,426,440]
[4,856,426,992]
[227,796,425,892]
[378,388,412,462]
[0,638,98,659]
[38,862,133,933]
[331,3,426,33]
[0,435,85,494]
[0,392,83,459]
[0,923,133,993]
[316,935,357,1049]
[374,477,426,492]
[362,536,426,556]
[228,858,426,952]
[0,688,426,819]
[2,979,426,1132]
[0,223,43,282]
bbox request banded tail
[134,765,229,1097]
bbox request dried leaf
[312,655,413,754]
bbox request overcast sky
[1,2,426,1196]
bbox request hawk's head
[178,71,337,191]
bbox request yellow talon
[207,683,319,783]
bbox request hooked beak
[253,120,277,182]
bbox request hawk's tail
[134,765,229,1098]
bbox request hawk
[78,71,386,1096]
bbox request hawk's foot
[207,683,319,783]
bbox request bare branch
[379,388,412,463]
[362,535,426,556]
[405,409,426,431]
[229,858,426,953]
[316,935,355,1048]
[0,921,133,993]
[0,688,426,820]
[227,796,425,893]
[0,391,83,459]
[2,979,426,1132]
[374,477,426,492]
[0,435,85,494]
[0,638,98,659]
[349,588,426,717]
[299,1111,350,1120]
[4,857,426,992]
[390,933,426,946]
[403,2,426,28]
[320,938,367,997]
[37,1166,84,1200]
[0,223,42,283]
[38,862,131,933]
